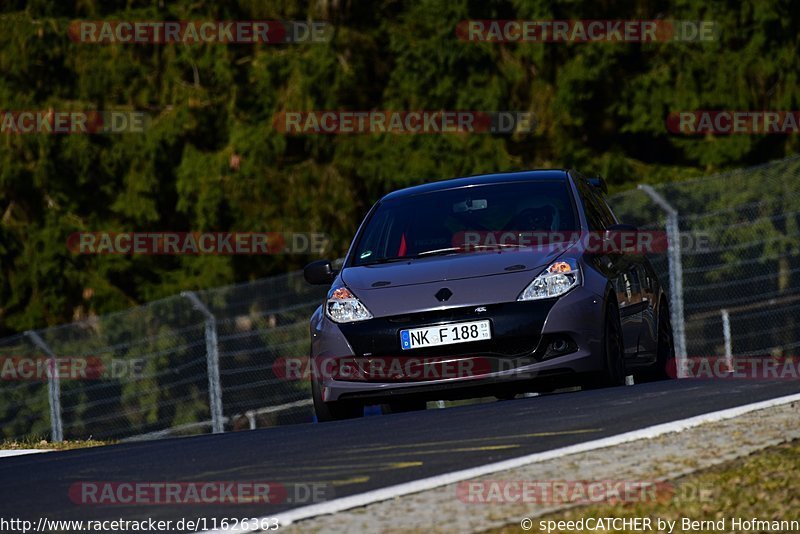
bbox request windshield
[351,180,577,266]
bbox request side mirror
[304,259,338,285]
[604,223,641,255]
[588,176,608,194]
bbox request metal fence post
[245,410,256,430]
[24,330,63,442]
[181,291,224,434]
[721,309,733,372]
[638,185,687,377]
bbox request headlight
[326,287,373,323]
[517,259,580,301]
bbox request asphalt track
[2,379,800,530]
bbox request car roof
[381,169,572,201]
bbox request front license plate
[400,320,491,350]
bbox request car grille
[338,300,556,360]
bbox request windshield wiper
[416,244,523,257]
[416,247,464,257]
[484,243,525,249]
[359,256,414,266]
[361,243,524,264]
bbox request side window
[576,179,614,230]
[597,195,618,226]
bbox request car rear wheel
[651,301,675,380]
[312,378,363,422]
[583,298,626,388]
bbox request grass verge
[491,439,800,533]
[1,436,113,451]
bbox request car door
[577,179,644,358]
[598,193,658,361]
[635,261,659,360]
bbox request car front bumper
[310,286,606,403]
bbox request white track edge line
[0,449,52,458]
[198,391,800,533]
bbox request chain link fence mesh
[0,333,51,439]
[0,272,327,442]
[2,156,800,442]
[608,155,800,359]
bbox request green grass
[1,436,114,451]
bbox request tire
[381,400,427,414]
[583,297,626,389]
[651,300,676,380]
[311,378,362,422]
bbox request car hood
[343,245,568,291]
[339,246,573,317]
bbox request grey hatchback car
[304,169,674,421]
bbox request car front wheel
[311,378,363,422]
[583,297,626,388]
